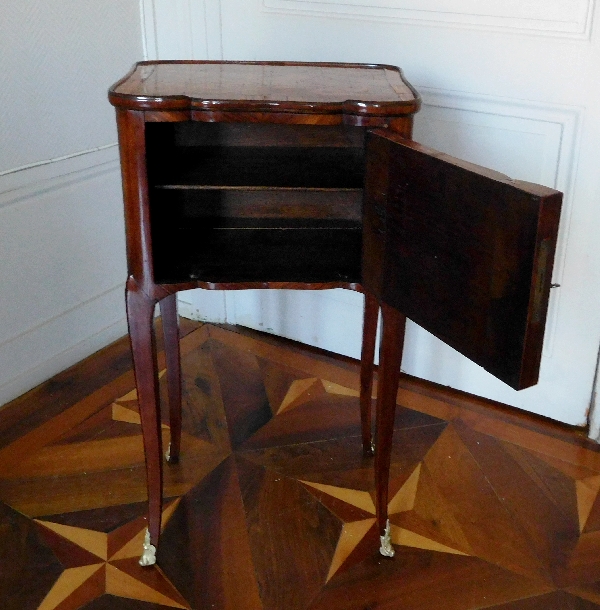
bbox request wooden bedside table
[109,60,561,565]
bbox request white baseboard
[177,289,228,323]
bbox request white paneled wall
[144,0,600,428]
[0,1,143,406]
[0,1,141,172]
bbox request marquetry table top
[108,60,420,115]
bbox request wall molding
[0,145,119,203]
[0,284,127,408]
[0,280,123,353]
[0,148,126,408]
[262,0,595,39]
[141,0,223,60]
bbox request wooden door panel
[363,129,562,390]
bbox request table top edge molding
[108,60,421,116]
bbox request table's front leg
[126,278,164,567]
[374,303,406,558]
[159,293,182,464]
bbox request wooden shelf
[151,224,362,284]
[149,188,362,224]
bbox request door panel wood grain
[363,129,562,390]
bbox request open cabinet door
[363,128,562,390]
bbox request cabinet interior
[145,122,366,284]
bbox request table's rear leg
[126,279,163,566]
[374,303,406,557]
[159,293,182,464]
[360,292,379,457]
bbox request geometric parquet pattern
[3,323,600,609]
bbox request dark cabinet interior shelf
[145,121,366,284]
[151,146,365,190]
[151,224,363,284]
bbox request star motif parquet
[34,501,188,610]
[3,323,600,609]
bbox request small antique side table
[109,60,421,564]
[109,60,561,566]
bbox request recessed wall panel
[263,0,593,36]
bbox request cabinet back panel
[151,147,364,189]
[172,122,366,148]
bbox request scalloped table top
[109,60,420,116]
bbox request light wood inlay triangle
[117,387,138,402]
[322,381,359,397]
[390,525,469,555]
[105,563,189,609]
[37,564,104,610]
[576,475,600,532]
[301,481,375,514]
[35,520,108,560]
[326,518,376,582]
[111,403,169,429]
[388,463,421,514]
[277,378,320,414]
[109,528,147,562]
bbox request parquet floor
[3,322,600,609]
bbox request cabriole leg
[159,293,182,464]
[360,292,379,457]
[126,279,163,566]
[374,303,406,558]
